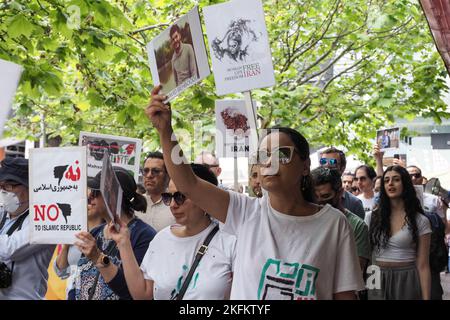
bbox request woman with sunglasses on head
[142,86,364,300]
[69,167,156,300]
[107,163,236,300]
[366,165,431,300]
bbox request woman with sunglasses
[69,167,156,300]
[143,86,364,300]
[107,163,236,300]
[355,165,377,214]
[367,165,431,299]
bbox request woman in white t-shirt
[142,86,365,300]
[366,165,431,300]
[107,163,236,300]
[355,165,377,213]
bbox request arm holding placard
[145,86,230,223]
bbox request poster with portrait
[376,127,400,151]
[215,99,257,158]
[29,147,87,244]
[0,59,23,138]
[146,6,210,102]
[100,153,123,230]
[203,0,276,96]
[79,131,141,182]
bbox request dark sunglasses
[161,192,186,206]
[409,173,421,179]
[143,167,164,176]
[88,188,101,199]
[319,158,338,167]
[252,146,298,165]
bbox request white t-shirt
[357,195,376,214]
[140,222,236,300]
[224,191,365,300]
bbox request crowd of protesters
[1,86,449,300]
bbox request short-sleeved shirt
[135,194,175,232]
[365,211,432,263]
[140,222,236,300]
[223,191,365,300]
[357,194,376,214]
[344,209,370,260]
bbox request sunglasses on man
[409,173,421,179]
[252,146,298,165]
[161,192,187,206]
[143,167,164,176]
[319,158,338,167]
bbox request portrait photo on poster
[376,127,400,151]
[203,0,275,96]
[146,6,210,102]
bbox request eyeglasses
[253,146,298,165]
[161,192,186,206]
[0,182,20,192]
[143,167,164,176]
[409,173,421,179]
[88,188,101,200]
[319,158,338,167]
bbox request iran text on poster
[79,131,142,182]
[215,99,257,158]
[146,6,210,102]
[29,147,87,244]
[203,0,275,96]
[0,59,23,138]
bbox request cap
[0,157,29,187]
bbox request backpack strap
[175,224,220,300]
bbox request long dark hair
[263,127,314,203]
[369,165,424,250]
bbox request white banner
[29,147,87,244]
[79,131,142,182]
[203,0,275,95]
[215,99,257,158]
[0,59,23,138]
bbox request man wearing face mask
[311,166,370,272]
[0,157,55,300]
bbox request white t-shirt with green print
[224,190,365,300]
[140,222,236,300]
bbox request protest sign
[376,127,400,151]
[215,99,257,158]
[0,59,23,138]
[29,147,87,244]
[203,0,275,95]
[100,153,122,231]
[146,6,210,102]
[79,131,141,182]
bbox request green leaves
[7,14,36,39]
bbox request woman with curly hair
[366,165,431,300]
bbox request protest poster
[146,6,210,102]
[0,59,23,138]
[215,99,257,158]
[203,0,276,96]
[79,131,141,182]
[29,147,87,244]
[100,153,122,231]
[376,127,400,151]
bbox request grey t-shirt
[343,191,365,220]
[172,43,197,86]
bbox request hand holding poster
[29,147,87,244]
[203,0,276,95]
[146,6,210,102]
[79,131,142,182]
[0,59,23,138]
[100,154,123,231]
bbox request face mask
[0,191,20,213]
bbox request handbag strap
[176,224,220,300]
[4,210,29,275]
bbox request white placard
[29,147,87,244]
[79,131,142,182]
[215,99,257,158]
[0,59,23,138]
[203,0,276,95]
[376,127,400,152]
[146,6,210,102]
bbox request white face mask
[0,191,20,213]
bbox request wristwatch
[95,252,111,268]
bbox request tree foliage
[1,0,448,162]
